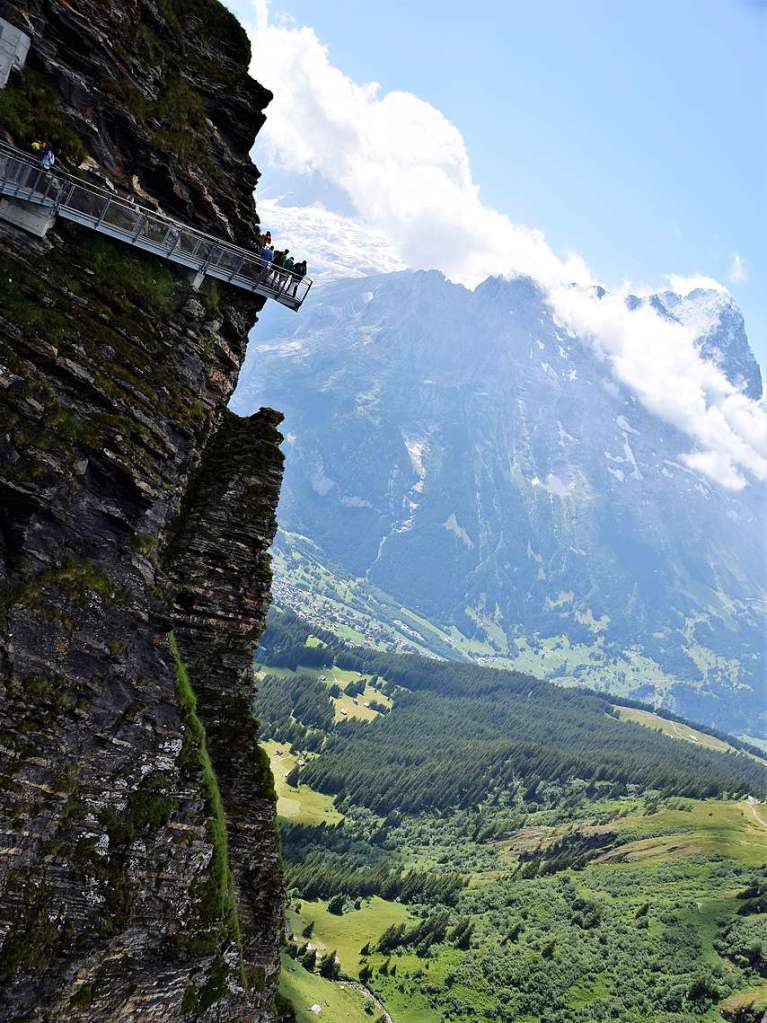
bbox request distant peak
[631,288,761,400]
[474,273,545,302]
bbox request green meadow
[258,613,767,1023]
[265,740,342,827]
[278,954,371,1023]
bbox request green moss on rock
[0,881,68,982]
[169,632,246,995]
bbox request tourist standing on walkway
[290,259,307,297]
[281,253,295,293]
[31,140,55,169]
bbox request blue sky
[228,0,766,368]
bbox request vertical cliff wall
[0,1,286,1019]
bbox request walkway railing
[0,140,312,310]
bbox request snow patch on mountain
[531,472,577,498]
[616,415,639,435]
[257,199,406,284]
[404,436,428,492]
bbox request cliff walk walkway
[0,140,312,310]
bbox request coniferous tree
[318,951,340,979]
[327,893,345,915]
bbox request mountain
[636,287,763,400]
[233,270,766,738]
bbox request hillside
[233,271,766,738]
[255,612,767,1023]
[256,612,767,809]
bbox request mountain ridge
[233,268,766,737]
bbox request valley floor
[255,617,767,1023]
[271,741,767,1023]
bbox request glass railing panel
[16,164,46,192]
[175,230,201,257]
[141,217,170,245]
[68,184,105,220]
[102,202,140,232]
[197,240,217,263]
[214,248,241,273]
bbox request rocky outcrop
[0,1,286,1019]
[165,407,285,987]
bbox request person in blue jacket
[260,243,274,279]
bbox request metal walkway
[0,141,312,310]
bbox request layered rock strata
[0,0,286,1019]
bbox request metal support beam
[0,197,57,237]
[0,18,30,90]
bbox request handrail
[0,139,312,310]
[0,140,254,250]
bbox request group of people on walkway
[26,139,306,299]
[255,229,307,296]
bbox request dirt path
[747,796,767,829]
[338,981,393,1023]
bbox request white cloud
[235,1,766,491]
[666,273,729,296]
[728,251,747,284]
[548,285,767,490]
[242,3,591,290]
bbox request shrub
[327,893,345,915]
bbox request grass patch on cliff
[168,632,245,993]
[0,880,70,983]
[84,237,178,314]
[0,71,85,161]
[11,556,130,625]
[103,73,213,169]
[100,774,178,846]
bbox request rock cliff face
[0,1,286,1020]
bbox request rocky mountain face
[0,2,287,1020]
[234,271,766,738]
[630,287,763,400]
